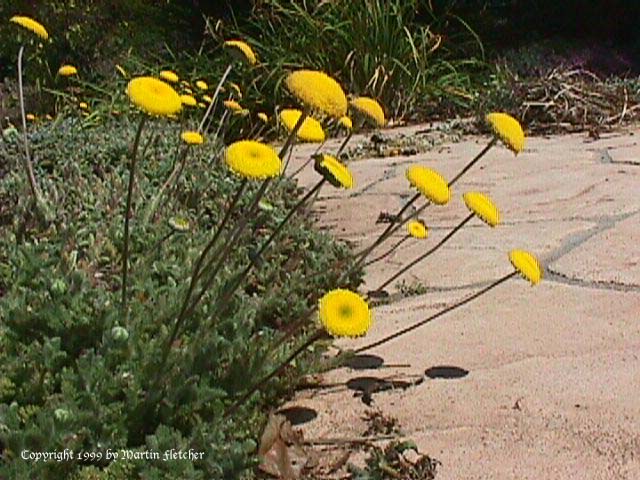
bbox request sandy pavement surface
[283,124,640,479]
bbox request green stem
[449,137,497,187]
[172,179,247,337]
[363,235,410,268]
[356,271,517,353]
[336,130,353,157]
[279,107,308,159]
[224,330,325,417]
[199,63,232,132]
[370,213,474,296]
[213,179,326,313]
[121,116,147,319]
[182,179,269,322]
[143,146,189,225]
[353,192,422,262]
[16,46,44,208]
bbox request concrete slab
[284,124,640,479]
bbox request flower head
[79,102,89,110]
[314,154,353,189]
[486,112,525,154]
[58,65,77,77]
[407,220,428,239]
[195,80,208,91]
[223,40,257,65]
[180,94,197,107]
[202,94,213,104]
[10,16,48,40]
[26,113,36,122]
[225,140,282,180]
[350,97,385,127]
[319,289,372,338]
[463,192,500,227]
[228,82,243,98]
[285,70,347,118]
[159,70,179,83]
[258,112,269,123]
[279,109,325,142]
[338,116,352,130]
[509,249,543,285]
[126,76,182,117]
[181,131,204,145]
[406,166,450,205]
[224,100,243,112]
[168,216,190,233]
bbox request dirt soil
[283,124,640,479]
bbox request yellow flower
[338,116,352,130]
[228,82,243,98]
[197,102,206,108]
[313,154,353,189]
[45,114,53,121]
[115,64,127,78]
[237,108,250,117]
[406,166,450,205]
[509,249,543,285]
[407,220,428,239]
[225,140,282,180]
[257,112,269,123]
[181,131,204,145]
[159,70,179,83]
[224,100,243,112]
[10,16,48,41]
[195,80,208,91]
[279,109,325,143]
[79,102,89,110]
[168,216,190,233]
[57,65,77,77]
[202,94,213,104]
[486,112,525,154]
[223,40,257,65]
[180,94,197,107]
[318,289,372,338]
[350,97,385,127]
[183,87,193,95]
[463,192,500,227]
[126,76,182,117]
[285,70,347,119]
[26,113,36,121]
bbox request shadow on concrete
[425,365,469,379]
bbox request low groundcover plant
[0,13,542,480]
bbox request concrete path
[286,124,640,479]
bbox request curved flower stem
[212,178,327,315]
[351,136,499,268]
[355,271,517,353]
[266,133,500,354]
[369,212,475,296]
[121,115,147,320]
[337,130,353,158]
[354,192,422,262]
[224,329,325,418]
[279,107,308,159]
[181,179,270,322]
[16,46,44,209]
[363,235,410,268]
[449,137,497,187]
[171,179,248,335]
[199,63,232,132]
